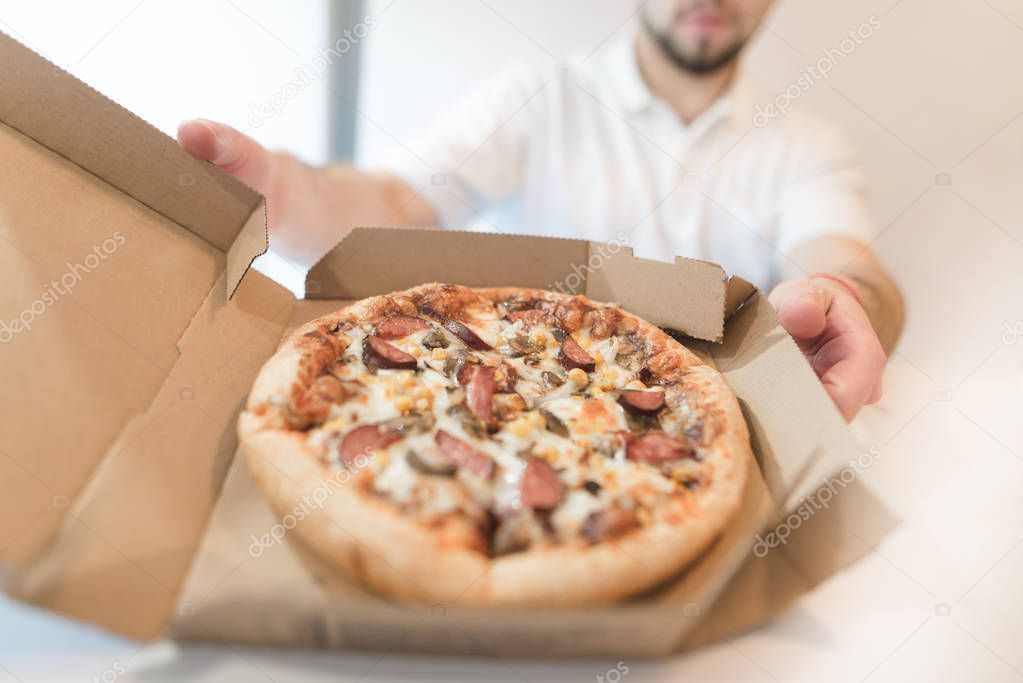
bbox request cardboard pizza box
[0,31,894,658]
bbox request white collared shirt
[381,35,875,290]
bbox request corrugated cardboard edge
[226,204,270,297]
[0,30,268,296]
[724,274,757,321]
[304,227,729,342]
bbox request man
[177,0,903,421]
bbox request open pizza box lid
[0,31,895,658]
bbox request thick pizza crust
[238,284,751,606]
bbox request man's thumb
[772,283,830,340]
[176,119,272,193]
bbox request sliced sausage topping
[339,425,401,466]
[519,458,562,510]
[455,359,478,386]
[505,308,549,328]
[363,335,417,370]
[558,335,596,372]
[625,432,694,465]
[376,315,430,340]
[434,429,495,478]
[465,365,496,428]
[582,507,637,543]
[617,389,665,415]
[442,320,492,350]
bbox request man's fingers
[176,119,272,193]
[813,338,874,421]
[770,282,830,340]
[813,308,887,419]
[176,119,220,161]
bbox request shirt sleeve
[375,65,547,229]
[774,119,877,258]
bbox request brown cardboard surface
[8,271,294,638]
[0,121,222,567]
[713,291,862,511]
[305,228,729,342]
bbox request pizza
[237,283,751,606]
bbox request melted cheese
[302,307,695,545]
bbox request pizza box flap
[8,270,296,638]
[0,32,268,297]
[0,29,273,623]
[304,227,731,342]
[709,289,865,510]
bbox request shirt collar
[603,31,655,114]
[603,30,757,131]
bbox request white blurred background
[2,1,1022,681]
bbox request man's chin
[663,45,744,75]
[642,14,746,77]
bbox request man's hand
[178,119,280,197]
[769,275,886,421]
[176,119,436,265]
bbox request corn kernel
[495,335,505,346]
[397,371,415,387]
[568,367,589,386]
[531,332,546,346]
[529,411,546,427]
[593,351,604,365]
[431,348,448,361]
[507,417,535,437]
[410,346,423,358]
[590,386,604,397]
[546,337,559,347]
[636,508,653,526]
[319,417,347,433]
[604,368,619,381]
[626,379,646,390]
[394,395,414,412]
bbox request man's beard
[642,14,745,75]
